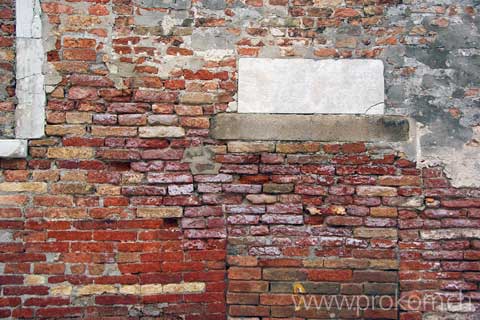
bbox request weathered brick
[356,186,397,197]
[45,125,86,136]
[379,176,421,186]
[261,214,303,224]
[263,268,307,281]
[138,126,185,138]
[229,267,262,280]
[307,270,353,282]
[353,270,397,282]
[229,305,270,317]
[276,142,321,153]
[227,292,259,305]
[47,147,94,159]
[163,282,205,293]
[246,194,277,204]
[227,142,275,153]
[263,183,294,194]
[370,207,398,217]
[50,284,72,297]
[134,90,178,103]
[77,285,117,296]
[91,126,137,137]
[148,114,178,125]
[147,173,193,183]
[65,112,92,124]
[136,207,183,218]
[354,227,398,239]
[420,228,480,240]
[0,182,47,193]
[228,281,268,293]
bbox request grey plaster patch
[189,28,236,60]
[0,140,28,158]
[201,0,226,10]
[0,231,13,242]
[418,124,480,188]
[182,146,220,175]
[383,4,480,188]
[190,28,236,50]
[238,58,385,114]
[134,0,191,9]
[134,8,166,27]
[211,114,410,142]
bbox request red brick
[307,270,352,281]
[134,90,178,103]
[89,4,109,15]
[228,267,261,280]
[68,87,98,100]
[41,3,74,14]
[229,305,269,317]
[63,49,96,61]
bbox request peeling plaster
[418,125,480,188]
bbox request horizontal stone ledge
[0,139,28,158]
[211,114,410,142]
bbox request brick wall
[0,0,478,319]
[0,0,14,138]
[2,142,480,319]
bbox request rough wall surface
[0,0,15,138]
[0,0,478,319]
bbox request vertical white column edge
[14,0,45,140]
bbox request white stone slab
[15,22,45,139]
[238,58,385,114]
[16,38,43,80]
[16,0,42,38]
[0,140,27,158]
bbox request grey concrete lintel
[211,114,410,142]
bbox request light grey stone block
[16,38,43,80]
[15,39,45,139]
[238,58,385,114]
[0,140,28,158]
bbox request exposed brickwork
[2,142,480,318]
[225,143,405,319]
[0,0,14,138]
[0,0,478,319]
[399,168,480,320]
